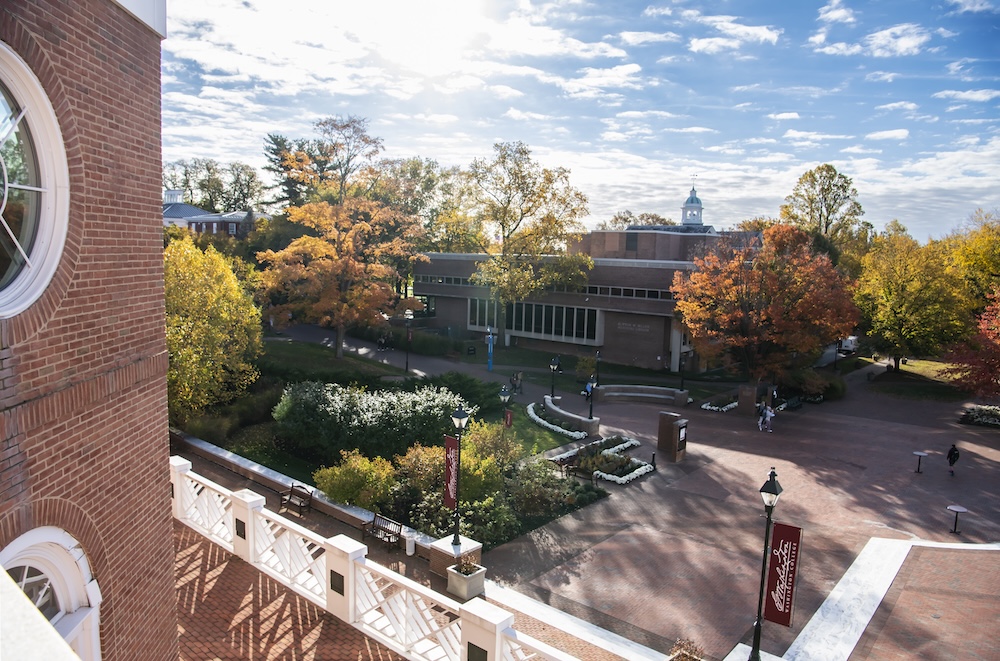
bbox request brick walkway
[174,521,405,660]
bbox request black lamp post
[450,406,469,546]
[595,350,602,386]
[749,468,783,661]
[587,376,596,419]
[499,385,511,442]
[405,318,412,373]
[549,357,559,398]
[680,353,687,391]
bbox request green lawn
[868,358,969,401]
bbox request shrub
[185,413,239,444]
[313,449,396,513]
[273,381,472,461]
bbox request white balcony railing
[169,456,577,661]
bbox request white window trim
[0,41,70,318]
[1,526,102,660]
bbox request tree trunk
[336,324,345,359]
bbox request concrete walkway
[258,328,1000,660]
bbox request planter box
[446,564,486,600]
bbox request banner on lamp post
[764,522,802,627]
[444,435,458,510]
[504,408,513,428]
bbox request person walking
[947,444,960,476]
[764,405,776,433]
[757,401,766,431]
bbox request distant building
[162,189,265,236]
[1,2,177,660]
[413,187,735,372]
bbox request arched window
[1,527,103,660]
[0,41,70,317]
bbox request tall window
[0,42,69,317]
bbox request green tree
[672,225,858,382]
[780,164,870,274]
[164,237,262,423]
[462,142,592,342]
[855,223,972,367]
[942,289,1000,398]
[163,158,264,213]
[597,210,674,230]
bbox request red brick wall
[0,2,176,660]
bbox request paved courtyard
[181,327,1000,660]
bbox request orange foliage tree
[672,225,859,382]
[257,198,422,357]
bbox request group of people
[757,401,776,432]
[509,371,524,395]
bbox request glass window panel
[554,306,564,336]
[611,287,622,297]
[586,309,597,340]
[575,308,586,337]
[533,304,543,332]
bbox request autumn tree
[780,164,871,275]
[854,222,972,368]
[461,142,592,342]
[672,225,858,382]
[942,290,1000,398]
[597,210,674,231]
[257,198,421,357]
[164,237,262,423]
[945,208,1000,311]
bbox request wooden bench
[363,514,403,549]
[279,483,313,515]
[784,396,802,411]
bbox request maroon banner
[504,408,513,428]
[444,435,459,510]
[764,522,802,627]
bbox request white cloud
[664,127,718,133]
[504,108,554,121]
[864,24,932,57]
[842,145,883,154]
[866,129,909,140]
[745,137,779,145]
[946,58,979,78]
[866,71,900,82]
[815,42,864,56]
[690,37,741,54]
[642,6,673,18]
[818,0,857,24]
[556,64,644,98]
[767,112,801,120]
[808,29,828,45]
[488,85,524,99]
[933,89,1000,102]
[616,110,682,119]
[783,129,853,140]
[946,0,997,12]
[876,101,918,111]
[620,31,681,45]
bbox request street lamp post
[405,318,412,373]
[499,385,511,442]
[450,406,469,546]
[487,326,495,372]
[680,353,687,391]
[595,350,602,387]
[749,468,783,661]
[549,357,559,398]
[587,376,596,419]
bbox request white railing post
[460,598,514,661]
[325,534,368,623]
[230,488,265,564]
[169,456,192,520]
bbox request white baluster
[230,488,265,564]
[461,598,514,661]
[169,456,193,521]
[324,535,368,624]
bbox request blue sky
[161,0,1000,241]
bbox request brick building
[413,188,738,372]
[0,2,177,660]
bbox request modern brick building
[413,188,734,372]
[0,2,177,659]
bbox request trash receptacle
[405,532,415,556]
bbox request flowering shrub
[959,405,1000,428]
[551,436,653,484]
[526,403,588,440]
[701,400,738,412]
